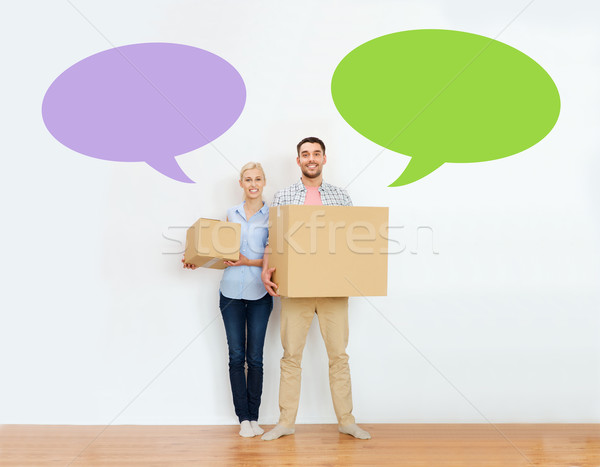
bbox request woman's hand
[181,258,198,270]
[224,254,250,267]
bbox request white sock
[250,421,264,435]
[239,420,255,438]
[339,423,371,439]
[261,423,295,441]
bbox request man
[260,137,371,441]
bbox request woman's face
[239,168,265,200]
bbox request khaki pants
[278,297,355,427]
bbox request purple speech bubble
[42,43,246,183]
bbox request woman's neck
[244,197,263,212]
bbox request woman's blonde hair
[239,162,266,183]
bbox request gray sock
[250,420,264,436]
[239,420,254,438]
[261,423,295,441]
[339,423,371,439]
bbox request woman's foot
[250,421,264,436]
[239,420,255,438]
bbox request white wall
[1,0,598,425]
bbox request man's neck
[301,175,322,188]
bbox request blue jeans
[219,292,273,422]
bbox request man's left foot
[339,423,371,439]
[261,424,295,440]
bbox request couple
[184,137,371,441]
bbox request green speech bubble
[331,29,561,186]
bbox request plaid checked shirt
[271,179,353,206]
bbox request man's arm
[261,189,285,296]
[261,246,279,297]
[262,193,280,296]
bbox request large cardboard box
[269,205,388,297]
[184,218,240,269]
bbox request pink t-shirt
[304,185,323,205]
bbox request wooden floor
[1,424,598,466]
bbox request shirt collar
[234,201,246,219]
[298,178,328,192]
[235,201,268,220]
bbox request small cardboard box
[269,205,388,297]
[184,218,240,269]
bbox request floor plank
[1,424,598,466]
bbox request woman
[183,162,272,438]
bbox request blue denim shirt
[219,201,269,300]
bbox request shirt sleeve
[263,211,270,248]
[271,191,282,207]
[342,189,353,206]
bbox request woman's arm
[223,254,262,267]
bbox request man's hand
[181,258,198,270]
[224,254,251,267]
[261,267,279,297]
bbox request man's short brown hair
[296,137,325,155]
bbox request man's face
[297,142,326,179]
